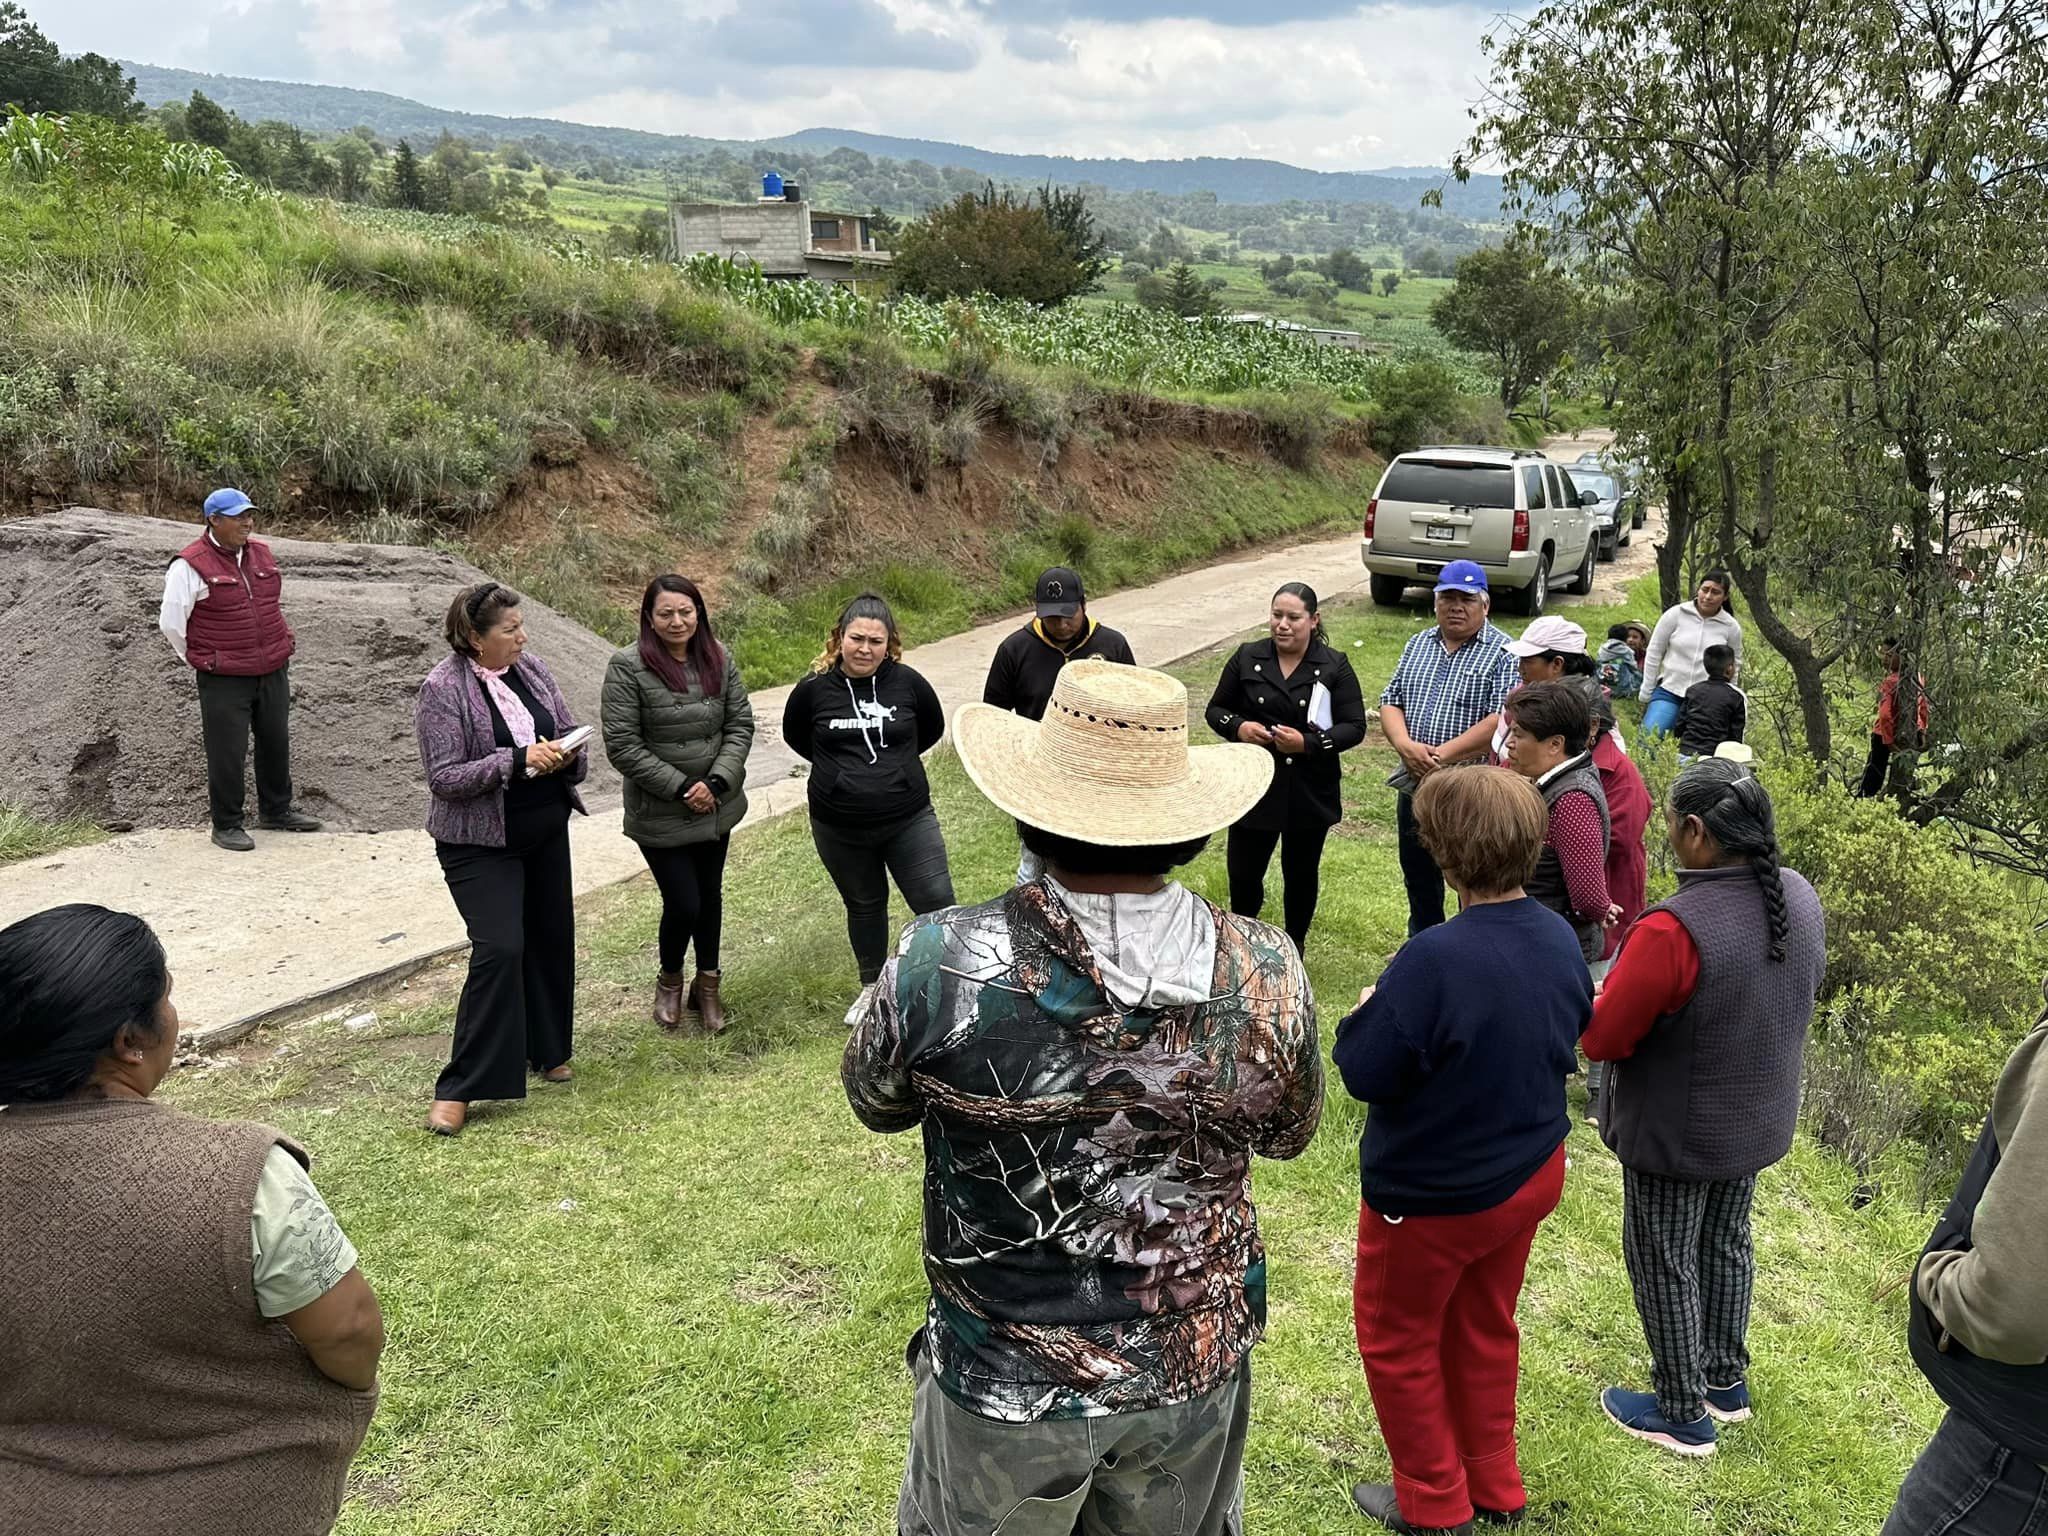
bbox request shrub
[1047,512,1095,566]
[1771,762,2044,1037]
[832,334,939,490]
[972,357,1091,470]
[1769,760,2046,1184]
[1248,384,1337,470]
[934,402,985,469]
[1366,358,1465,456]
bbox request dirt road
[0,531,1377,1048]
[0,430,1657,1049]
[1538,427,1661,610]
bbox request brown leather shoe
[540,1064,574,1083]
[654,971,687,1030]
[694,970,727,1034]
[426,1100,466,1136]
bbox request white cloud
[64,0,1505,170]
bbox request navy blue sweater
[1333,898,1591,1216]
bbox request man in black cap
[984,567,1136,882]
[984,567,1136,723]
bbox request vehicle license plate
[1426,524,1457,541]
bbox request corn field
[676,253,1484,401]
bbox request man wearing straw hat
[844,658,1325,1536]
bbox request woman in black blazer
[1205,582,1368,953]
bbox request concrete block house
[671,175,890,291]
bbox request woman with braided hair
[1582,757,1826,1459]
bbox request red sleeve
[1548,790,1609,921]
[1875,674,1899,745]
[1583,911,1700,1061]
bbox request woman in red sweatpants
[1333,766,1593,1533]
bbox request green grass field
[1090,263,1458,356]
[162,583,1940,1534]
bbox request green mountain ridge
[118,62,1505,217]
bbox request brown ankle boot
[694,970,726,1034]
[426,1100,467,1136]
[654,971,687,1030]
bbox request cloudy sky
[56,0,1513,169]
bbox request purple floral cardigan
[415,652,589,847]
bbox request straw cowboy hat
[953,658,1273,845]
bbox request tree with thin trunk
[1429,243,1580,413]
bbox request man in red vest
[158,489,322,851]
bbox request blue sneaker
[1704,1380,1752,1423]
[1600,1386,1718,1458]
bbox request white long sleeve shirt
[1640,601,1744,702]
[158,532,243,663]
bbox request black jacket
[783,658,946,826]
[1677,678,1746,756]
[1205,638,1367,832]
[982,619,1136,721]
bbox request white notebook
[1307,682,1334,732]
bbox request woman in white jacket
[1640,572,1743,736]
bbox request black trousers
[1858,733,1891,798]
[434,800,575,1102]
[1226,820,1331,954]
[809,806,955,984]
[1622,1168,1758,1424]
[195,666,295,831]
[1396,791,1449,937]
[640,836,729,974]
[1882,1411,2048,1536]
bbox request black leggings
[1226,821,1331,954]
[639,837,729,974]
[809,806,956,983]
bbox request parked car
[1577,451,1648,528]
[1361,446,1601,617]
[1573,468,1632,560]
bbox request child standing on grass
[1676,645,1745,759]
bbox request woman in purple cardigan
[414,582,589,1137]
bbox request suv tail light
[1364,499,1378,540]
[1511,508,1531,552]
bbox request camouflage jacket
[843,879,1323,1423]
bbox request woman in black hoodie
[783,593,955,984]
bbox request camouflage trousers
[897,1344,1250,1536]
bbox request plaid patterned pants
[1621,1168,1758,1424]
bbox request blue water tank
[762,171,784,200]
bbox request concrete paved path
[0,531,1375,1048]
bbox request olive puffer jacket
[600,645,754,846]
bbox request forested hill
[121,64,735,160]
[118,63,1504,216]
[777,128,1506,216]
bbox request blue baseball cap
[203,488,255,519]
[1434,559,1488,595]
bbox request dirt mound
[1,509,621,833]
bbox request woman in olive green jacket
[601,576,753,1033]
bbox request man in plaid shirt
[1378,560,1519,934]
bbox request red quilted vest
[176,536,296,676]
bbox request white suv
[1360,446,1601,617]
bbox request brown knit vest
[0,1098,376,1536]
